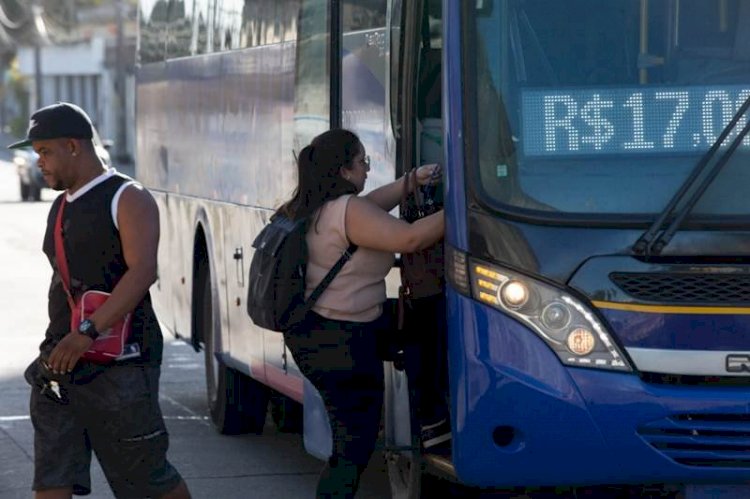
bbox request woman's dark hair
[278,128,362,220]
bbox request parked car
[13,135,112,202]
[13,149,43,202]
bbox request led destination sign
[522,85,750,157]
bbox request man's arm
[88,184,160,329]
[47,184,160,374]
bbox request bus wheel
[387,450,428,499]
[201,273,269,434]
[270,393,303,433]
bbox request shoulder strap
[286,242,358,327]
[53,196,76,311]
[283,216,358,327]
[305,243,358,306]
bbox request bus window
[239,0,300,48]
[294,0,331,151]
[213,0,244,51]
[340,1,388,189]
[417,0,443,166]
[343,0,386,33]
[673,0,750,84]
[468,0,750,218]
[138,0,301,63]
[139,0,204,63]
[678,0,744,53]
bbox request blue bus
[137,0,750,497]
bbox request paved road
[0,160,391,499]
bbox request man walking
[10,102,191,499]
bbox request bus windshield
[469,0,750,218]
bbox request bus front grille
[638,413,750,468]
[610,273,750,304]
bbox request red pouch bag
[55,198,134,364]
[70,290,133,363]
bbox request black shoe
[421,418,452,449]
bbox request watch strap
[78,319,99,339]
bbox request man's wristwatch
[78,319,100,340]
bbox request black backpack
[247,213,357,332]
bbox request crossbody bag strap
[285,243,358,327]
[306,243,358,306]
[53,196,76,311]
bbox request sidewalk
[0,340,346,499]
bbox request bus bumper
[448,292,750,488]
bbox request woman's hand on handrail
[366,163,443,210]
[414,163,442,187]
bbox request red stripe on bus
[264,363,304,403]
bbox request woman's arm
[345,195,444,254]
[365,163,441,211]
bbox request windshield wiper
[632,94,750,256]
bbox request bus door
[383,0,454,494]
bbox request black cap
[7,102,94,149]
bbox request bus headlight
[470,260,632,372]
[500,280,530,309]
[540,302,571,330]
[567,327,596,356]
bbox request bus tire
[270,393,303,433]
[385,359,444,499]
[201,272,269,434]
[387,450,423,499]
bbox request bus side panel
[137,68,180,336]
[222,202,269,386]
[150,191,177,335]
[138,54,296,211]
[137,44,301,396]
[168,194,195,341]
[151,191,229,352]
[217,42,300,394]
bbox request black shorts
[29,363,182,497]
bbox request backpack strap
[306,243,358,305]
[285,242,358,327]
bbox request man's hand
[47,332,94,374]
